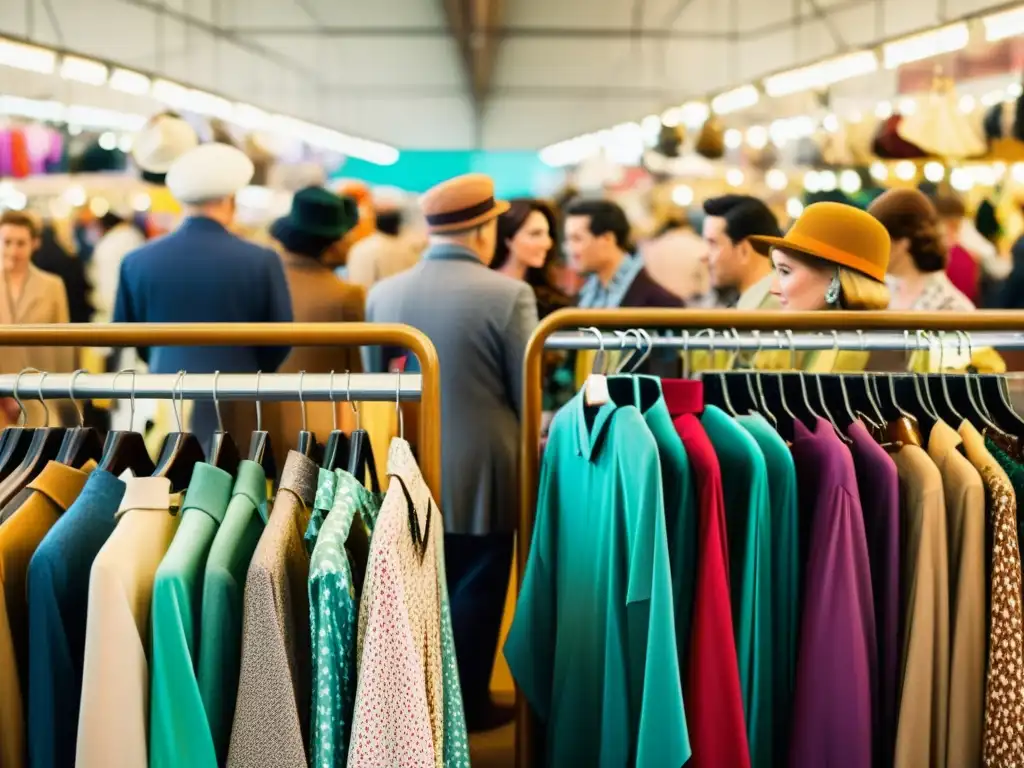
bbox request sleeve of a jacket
[0,564,26,768]
[501,286,539,417]
[112,261,150,363]
[258,251,294,372]
[346,243,375,289]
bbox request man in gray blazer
[362,173,537,731]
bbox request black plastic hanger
[97,369,156,477]
[56,370,103,468]
[0,369,38,482]
[151,371,205,491]
[247,370,277,482]
[322,371,351,472]
[979,374,1024,438]
[295,371,322,462]
[206,371,240,476]
[0,373,67,507]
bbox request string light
[894,161,916,181]
[924,162,945,182]
[671,184,694,206]
[786,198,804,218]
[766,169,789,191]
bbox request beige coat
[264,251,366,455]
[0,265,74,426]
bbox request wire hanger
[787,329,827,423]
[827,330,867,430]
[347,370,361,431]
[697,329,740,417]
[347,368,380,493]
[56,369,103,467]
[0,369,38,484]
[395,367,405,441]
[247,370,277,479]
[956,331,1003,434]
[748,330,778,428]
[296,370,320,459]
[773,330,800,424]
[0,371,68,507]
[855,330,887,426]
[322,370,351,472]
[613,329,642,374]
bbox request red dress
[662,379,751,768]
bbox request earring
[825,271,841,305]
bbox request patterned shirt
[891,271,976,312]
[308,470,383,768]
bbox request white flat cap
[132,114,198,174]
[166,143,255,205]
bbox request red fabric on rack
[9,129,30,179]
[661,378,750,768]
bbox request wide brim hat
[132,114,199,174]
[166,143,254,205]
[749,201,891,283]
[270,186,359,252]
[420,173,510,234]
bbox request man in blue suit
[113,142,293,444]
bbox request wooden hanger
[97,369,156,477]
[151,371,204,491]
[322,370,351,472]
[295,370,322,462]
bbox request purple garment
[789,418,876,768]
[847,421,899,768]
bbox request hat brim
[270,215,351,241]
[428,200,510,234]
[748,233,886,283]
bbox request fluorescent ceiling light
[151,78,190,107]
[185,89,233,121]
[983,7,1024,41]
[0,38,56,74]
[0,95,64,122]
[764,50,878,97]
[883,23,968,69]
[109,68,151,95]
[60,55,108,86]
[679,101,710,127]
[711,85,759,115]
[234,103,273,131]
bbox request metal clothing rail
[515,308,1024,767]
[0,373,424,402]
[0,322,442,500]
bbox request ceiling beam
[221,24,732,39]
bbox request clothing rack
[515,308,1024,768]
[0,322,442,498]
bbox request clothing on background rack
[0,362,459,768]
[511,325,1024,768]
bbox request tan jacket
[265,251,366,455]
[928,421,985,768]
[0,265,75,426]
[346,232,420,289]
[892,444,949,768]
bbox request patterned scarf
[577,254,645,309]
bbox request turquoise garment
[505,387,690,767]
[309,470,383,767]
[305,468,338,553]
[702,406,773,768]
[435,520,471,767]
[197,460,266,766]
[738,413,798,768]
[149,463,233,768]
[610,375,697,668]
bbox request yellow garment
[0,462,89,768]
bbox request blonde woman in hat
[362,172,538,732]
[749,201,891,371]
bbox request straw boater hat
[420,173,510,234]
[749,201,891,282]
[132,114,199,174]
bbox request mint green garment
[505,388,691,767]
[702,406,773,768]
[435,516,471,768]
[309,470,383,767]
[305,468,338,553]
[610,375,697,667]
[738,413,798,768]
[197,460,267,766]
[150,463,233,768]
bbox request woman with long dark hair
[492,198,570,317]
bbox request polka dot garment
[982,468,1024,767]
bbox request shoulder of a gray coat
[278,450,318,508]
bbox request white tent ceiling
[0,0,1016,150]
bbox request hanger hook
[631,329,654,372]
[172,371,185,432]
[69,369,86,427]
[212,371,224,433]
[581,326,606,374]
[785,329,797,370]
[12,367,36,427]
[395,367,405,440]
[112,369,138,431]
[37,371,50,428]
[254,371,263,432]
[345,369,360,431]
[613,329,640,374]
[829,331,841,373]
[329,370,338,431]
[298,370,308,433]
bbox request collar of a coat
[178,216,231,236]
[421,243,484,265]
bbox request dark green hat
[271,186,358,256]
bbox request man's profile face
[701,215,742,290]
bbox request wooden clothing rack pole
[0,322,442,501]
[516,308,1024,768]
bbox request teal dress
[505,387,691,767]
[738,413,798,767]
[305,468,339,553]
[309,470,383,767]
[149,464,233,768]
[985,435,1024,550]
[197,460,267,766]
[703,406,774,768]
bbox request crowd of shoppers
[6,136,1024,736]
